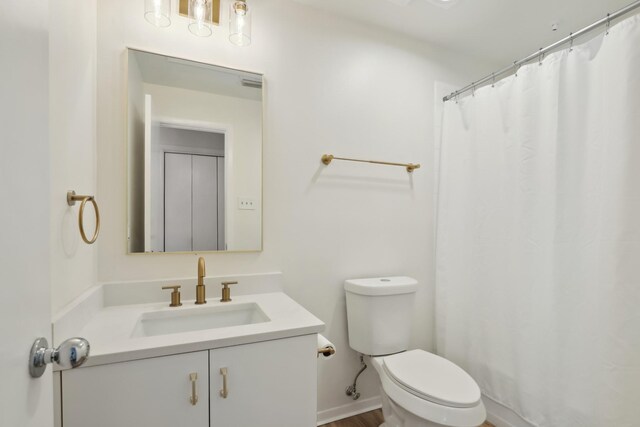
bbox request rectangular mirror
[127,49,262,253]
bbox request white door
[0,1,53,427]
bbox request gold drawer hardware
[67,190,101,244]
[219,367,229,398]
[161,285,182,307]
[321,154,421,173]
[189,372,198,405]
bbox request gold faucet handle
[221,281,238,287]
[162,285,182,307]
[220,281,237,302]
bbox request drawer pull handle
[189,373,198,405]
[220,367,229,398]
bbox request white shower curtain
[436,14,640,427]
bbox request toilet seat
[372,351,486,427]
[382,350,481,408]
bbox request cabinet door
[210,335,317,427]
[62,351,208,427]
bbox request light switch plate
[238,197,256,210]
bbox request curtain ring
[569,32,574,52]
[491,73,496,88]
[606,13,611,35]
[513,61,520,77]
[471,83,476,97]
[538,48,544,66]
[67,190,101,245]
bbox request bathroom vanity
[62,335,315,427]
[53,274,324,427]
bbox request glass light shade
[144,0,171,28]
[188,0,213,37]
[229,0,251,47]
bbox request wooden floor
[320,409,495,427]
[320,409,384,427]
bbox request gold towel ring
[67,190,100,244]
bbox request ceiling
[294,0,635,66]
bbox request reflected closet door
[164,153,192,252]
[192,155,219,251]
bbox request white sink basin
[131,303,270,337]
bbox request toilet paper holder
[317,346,336,357]
[317,334,336,358]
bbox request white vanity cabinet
[210,334,317,427]
[60,335,318,427]
[61,350,209,427]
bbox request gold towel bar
[321,154,420,173]
[67,190,101,245]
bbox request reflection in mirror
[127,49,262,253]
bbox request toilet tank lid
[344,276,418,296]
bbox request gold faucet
[195,257,207,304]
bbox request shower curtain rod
[443,0,640,102]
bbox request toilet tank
[344,277,418,356]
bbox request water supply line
[345,354,367,400]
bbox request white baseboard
[483,395,536,427]
[317,395,382,426]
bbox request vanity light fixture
[188,0,214,37]
[144,0,171,27]
[144,0,250,46]
[229,0,252,47]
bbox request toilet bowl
[371,350,486,427]
[344,277,486,427]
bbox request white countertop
[53,279,325,369]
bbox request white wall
[50,0,98,314]
[146,83,262,251]
[95,0,495,417]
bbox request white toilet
[344,277,486,427]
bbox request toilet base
[380,390,448,427]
